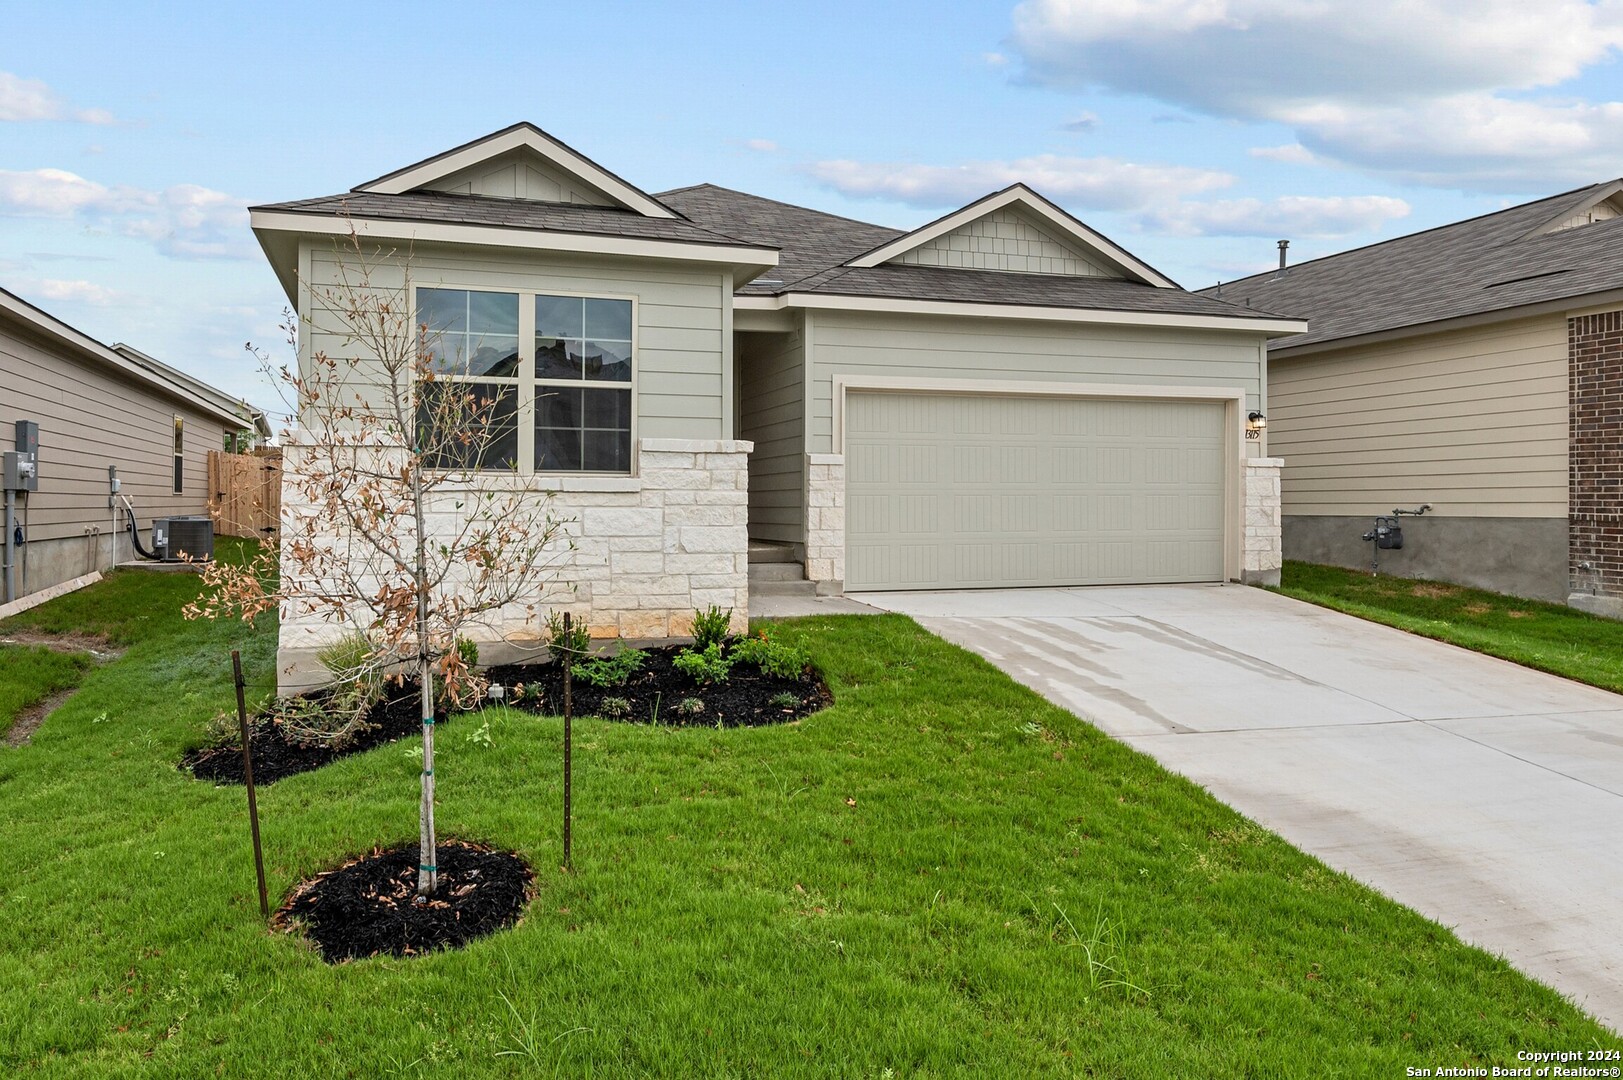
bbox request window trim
[172,415,184,494]
[411,282,639,476]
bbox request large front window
[417,287,634,473]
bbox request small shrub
[276,632,385,750]
[545,610,590,661]
[673,642,733,685]
[202,709,243,749]
[571,647,646,688]
[599,696,632,719]
[730,628,810,679]
[769,691,800,710]
[464,720,493,748]
[675,697,705,717]
[690,605,733,651]
[436,634,486,711]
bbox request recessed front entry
[844,391,1227,590]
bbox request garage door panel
[847,391,1227,590]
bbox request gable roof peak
[352,122,679,219]
[843,184,1181,288]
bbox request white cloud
[983,52,1009,67]
[1141,194,1412,237]
[803,154,1232,210]
[0,71,116,124]
[742,138,779,152]
[29,278,125,306]
[0,168,250,259]
[1249,143,1318,165]
[1008,0,1623,188]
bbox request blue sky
[5,0,1622,415]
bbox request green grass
[0,644,93,740]
[1276,560,1623,694]
[0,563,1616,1077]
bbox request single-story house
[0,286,266,607]
[1199,182,1623,613]
[249,123,1304,683]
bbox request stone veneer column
[1243,457,1284,587]
[804,453,845,595]
[1568,310,1623,617]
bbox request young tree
[188,230,569,898]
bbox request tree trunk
[413,463,437,898]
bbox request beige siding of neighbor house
[806,309,1265,455]
[0,319,223,543]
[303,242,728,441]
[737,327,805,544]
[893,207,1118,277]
[1268,313,1569,517]
[422,148,617,206]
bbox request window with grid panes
[415,287,633,473]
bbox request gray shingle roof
[251,190,769,249]
[1195,181,1623,351]
[658,184,902,293]
[661,184,1278,321]
[776,264,1279,318]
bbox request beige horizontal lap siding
[304,243,727,440]
[1269,314,1568,517]
[737,327,805,545]
[807,309,1264,453]
[0,321,222,540]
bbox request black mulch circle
[275,840,533,963]
[485,640,831,728]
[182,681,443,786]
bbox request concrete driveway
[860,583,1623,1031]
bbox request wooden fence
[208,449,282,539]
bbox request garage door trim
[832,374,1247,585]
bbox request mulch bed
[182,681,440,786]
[485,640,830,728]
[275,840,532,963]
[183,640,830,786]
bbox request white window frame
[172,415,184,494]
[411,283,639,477]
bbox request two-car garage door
[845,391,1228,591]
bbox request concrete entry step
[748,562,806,582]
[751,579,818,598]
[748,541,798,564]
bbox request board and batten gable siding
[1268,313,1569,518]
[892,206,1118,278]
[0,318,222,538]
[302,242,729,440]
[736,327,806,544]
[805,309,1266,455]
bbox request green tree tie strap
[419,864,436,872]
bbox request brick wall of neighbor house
[1569,310,1623,611]
[1243,457,1284,587]
[275,437,751,693]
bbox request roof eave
[737,292,1306,335]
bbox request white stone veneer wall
[804,453,845,595]
[276,437,752,693]
[1243,456,1284,587]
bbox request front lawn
[0,566,1615,1076]
[1276,560,1623,694]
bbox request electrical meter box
[9,421,39,492]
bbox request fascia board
[249,210,779,269]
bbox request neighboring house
[1200,182,1623,612]
[0,286,264,606]
[249,123,1302,682]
